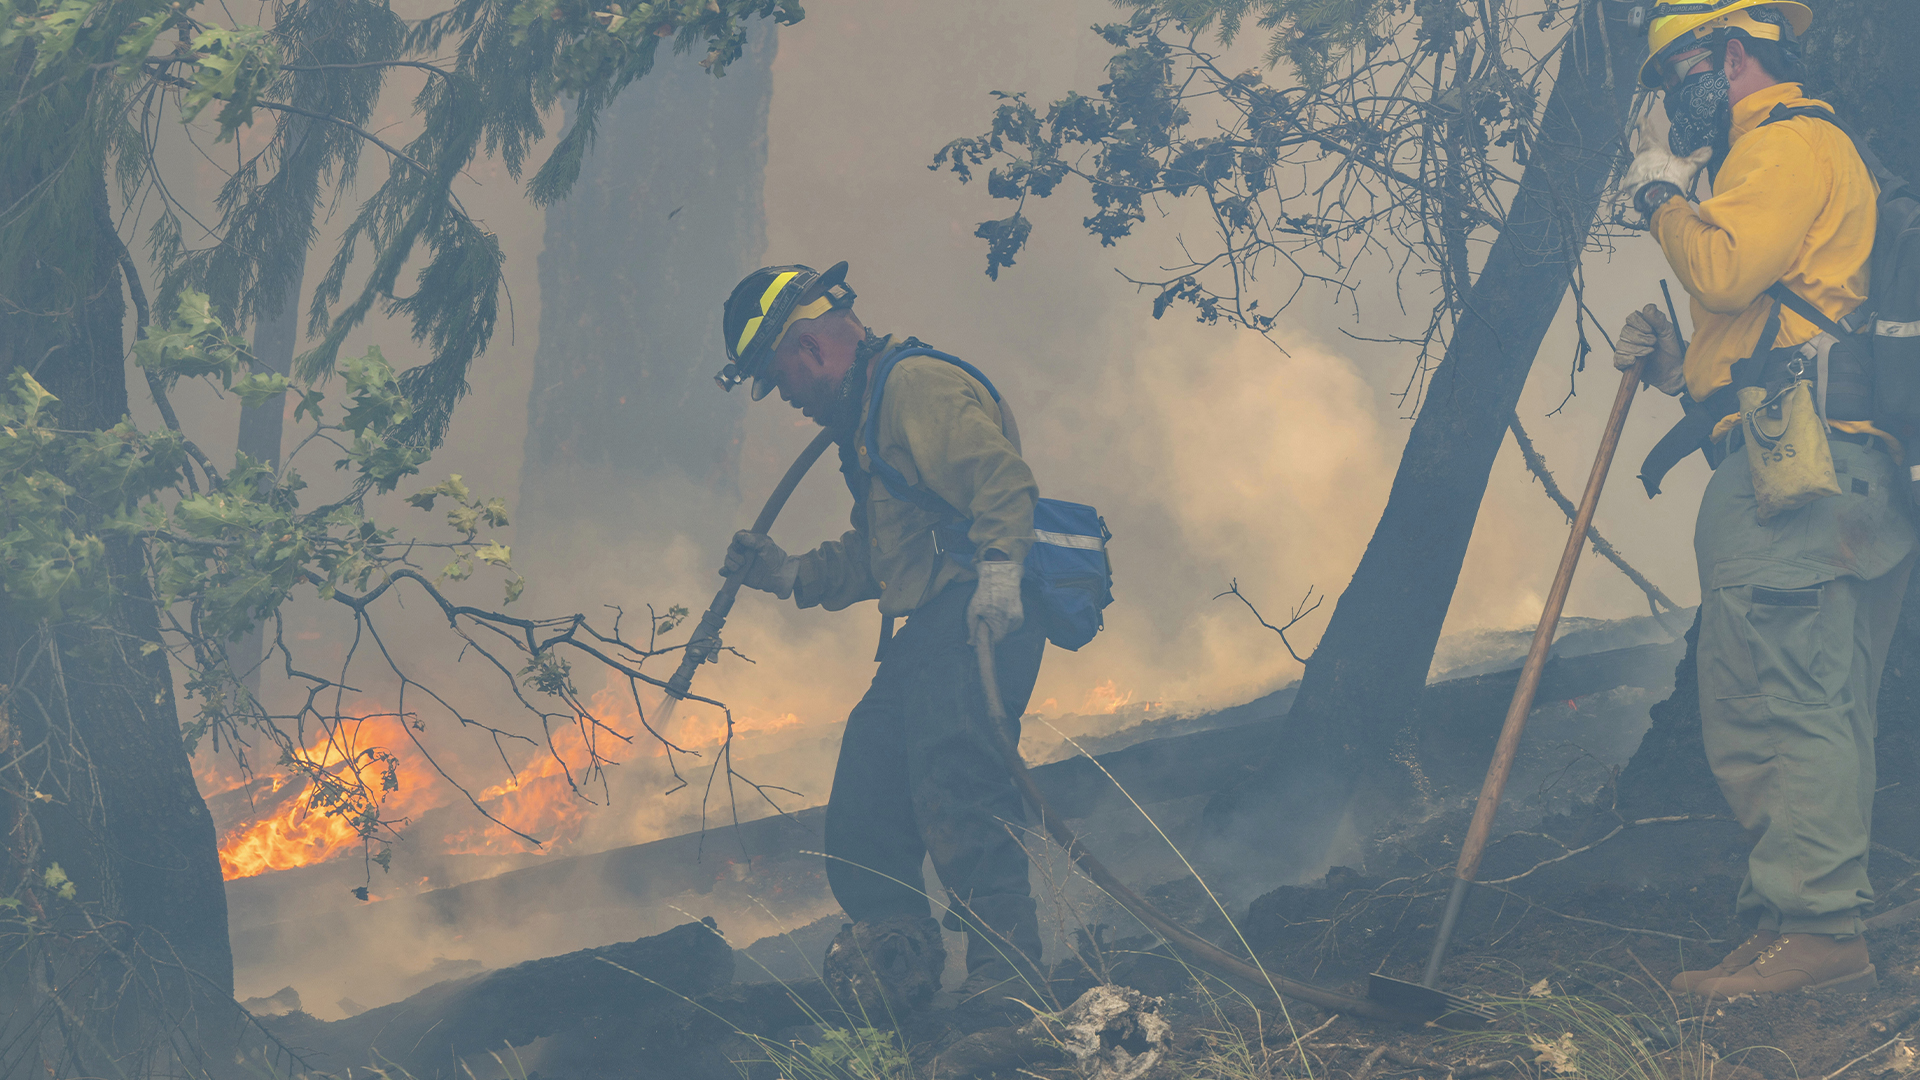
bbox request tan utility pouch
[1738,381,1841,521]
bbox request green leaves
[135,289,254,388]
[41,863,77,901]
[518,651,575,696]
[232,372,293,409]
[411,475,521,601]
[1,0,103,75]
[178,25,280,142]
[334,347,428,493]
[0,373,183,621]
[112,10,172,74]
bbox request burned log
[264,919,735,1078]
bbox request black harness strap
[1639,301,1783,495]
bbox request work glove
[967,559,1025,646]
[720,530,798,599]
[1614,304,1688,396]
[1619,116,1712,220]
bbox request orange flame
[439,722,607,857]
[211,713,445,880]
[1083,680,1135,714]
[200,676,819,877]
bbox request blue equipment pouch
[862,345,1114,650]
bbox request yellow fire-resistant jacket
[792,337,1039,617]
[1649,82,1882,443]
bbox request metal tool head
[1366,973,1498,1028]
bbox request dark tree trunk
[0,117,233,1074]
[234,273,303,696]
[517,37,775,575]
[1201,2,1644,859]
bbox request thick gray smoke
[201,0,1706,1013]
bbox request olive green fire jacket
[791,338,1039,617]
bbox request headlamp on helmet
[718,261,856,400]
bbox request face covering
[1666,67,1731,156]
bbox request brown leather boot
[1670,930,1778,994]
[1693,933,1876,999]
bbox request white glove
[720,530,798,599]
[1614,304,1688,395]
[967,559,1025,646]
[1620,117,1712,219]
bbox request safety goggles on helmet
[1656,45,1714,88]
[1638,0,1810,87]
[717,261,856,400]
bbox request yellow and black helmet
[718,261,856,399]
[1639,0,1810,87]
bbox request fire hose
[654,428,838,731]
[674,429,1405,1021]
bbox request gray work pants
[824,579,1047,923]
[1696,438,1918,935]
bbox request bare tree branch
[1215,578,1322,664]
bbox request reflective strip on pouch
[1875,319,1920,338]
[1035,529,1105,551]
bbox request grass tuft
[740,1025,913,1080]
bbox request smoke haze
[170,0,1715,1012]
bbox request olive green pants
[1695,439,1917,935]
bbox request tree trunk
[1201,0,1644,858]
[517,37,775,578]
[0,112,234,1076]
[234,273,303,697]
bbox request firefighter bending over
[713,262,1047,1018]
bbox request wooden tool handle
[1454,363,1644,882]
[664,427,836,701]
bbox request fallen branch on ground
[1479,815,1725,885]
[1823,1034,1910,1080]
[1510,415,1681,624]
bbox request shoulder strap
[1756,104,1876,337]
[1767,282,1847,337]
[1764,103,1912,203]
[861,344,1002,518]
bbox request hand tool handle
[664,428,836,701]
[1454,361,1645,886]
[1660,278,1683,337]
[1420,358,1645,989]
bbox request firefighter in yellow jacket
[1616,0,1918,998]
[713,262,1047,1017]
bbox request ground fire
[12,0,1920,1077]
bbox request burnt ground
[249,581,1920,1079]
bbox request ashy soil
[986,600,1920,1080]
[256,592,1920,1079]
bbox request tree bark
[234,272,303,697]
[1203,0,1644,850]
[517,38,775,576]
[0,111,233,1075]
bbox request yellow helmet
[1639,0,1812,88]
